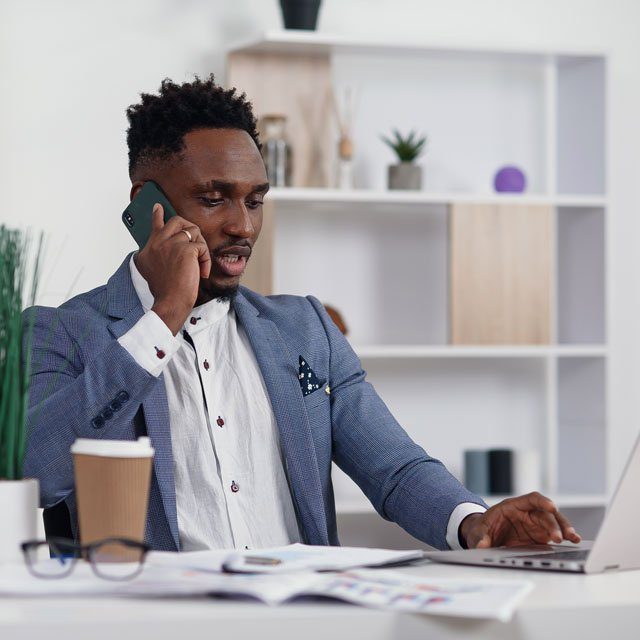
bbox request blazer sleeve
[306,295,487,550]
[22,305,161,508]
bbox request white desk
[1,562,639,640]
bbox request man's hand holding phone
[135,204,211,335]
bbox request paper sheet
[0,561,532,621]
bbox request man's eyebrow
[195,180,234,192]
[194,180,270,194]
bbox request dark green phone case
[122,181,177,249]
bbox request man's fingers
[531,510,563,543]
[195,238,212,278]
[151,203,164,230]
[515,491,558,515]
[175,225,211,279]
[513,492,581,544]
[156,215,199,240]
[554,509,582,543]
[475,533,492,549]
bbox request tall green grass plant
[0,226,43,480]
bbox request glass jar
[260,114,292,187]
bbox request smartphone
[121,181,178,249]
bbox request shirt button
[190,317,197,325]
[203,359,210,371]
[216,416,224,427]
[230,481,239,493]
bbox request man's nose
[224,200,254,238]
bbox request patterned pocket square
[298,355,325,396]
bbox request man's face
[150,128,268,299]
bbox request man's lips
[218,246,251,258]
[213,245,251,278]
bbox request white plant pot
[0,478,39,564]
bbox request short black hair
[126,75,261,177]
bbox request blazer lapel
[234,292,329,545]
[106,254,180,549]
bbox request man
[25,76,581,552]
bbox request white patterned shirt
[118,256,300,551]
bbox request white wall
[2,0,639,487]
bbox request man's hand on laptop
[460,492,582,549]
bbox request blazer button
[92,415,105,429]
[110,399,122,412]
[117,391,130,403]
[102,406,114,420]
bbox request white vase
[0,478,39,564]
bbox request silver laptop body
[424,431,640,574]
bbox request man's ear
[130,181,145,202]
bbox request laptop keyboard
[511,550,589,562]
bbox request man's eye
[246,200,263,209]
[200,197,224,207]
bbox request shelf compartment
[556,56,606,196]
[273,201,449,345]
[355,358,546,483]
[557,206,606,344]
[332,48,547,193]
[557,357,606,495]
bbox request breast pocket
[303,387,332,470]
[303,385,331,410]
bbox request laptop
[424,431,640,574]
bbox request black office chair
[43,500,73,541]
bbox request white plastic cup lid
[71,437,154,458]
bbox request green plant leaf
[380,129,428,162]
[0,226,43,479]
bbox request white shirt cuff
[446,502,487,550]
[118,310,181,377]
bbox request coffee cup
[71,437,154,547]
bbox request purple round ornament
[494,166,526,193]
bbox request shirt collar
[128,254,230,331]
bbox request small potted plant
[381,129,428,190]
[0,226,43,563]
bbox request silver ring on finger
[181,229,193,242]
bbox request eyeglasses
[21,537,150,581]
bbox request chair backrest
[43,501,73,540]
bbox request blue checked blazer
[24,253,485,551]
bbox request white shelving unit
[268,187,607,209]
[227,32,609,531]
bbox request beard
[196,278,239,306]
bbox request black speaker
[488,449,513,494]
